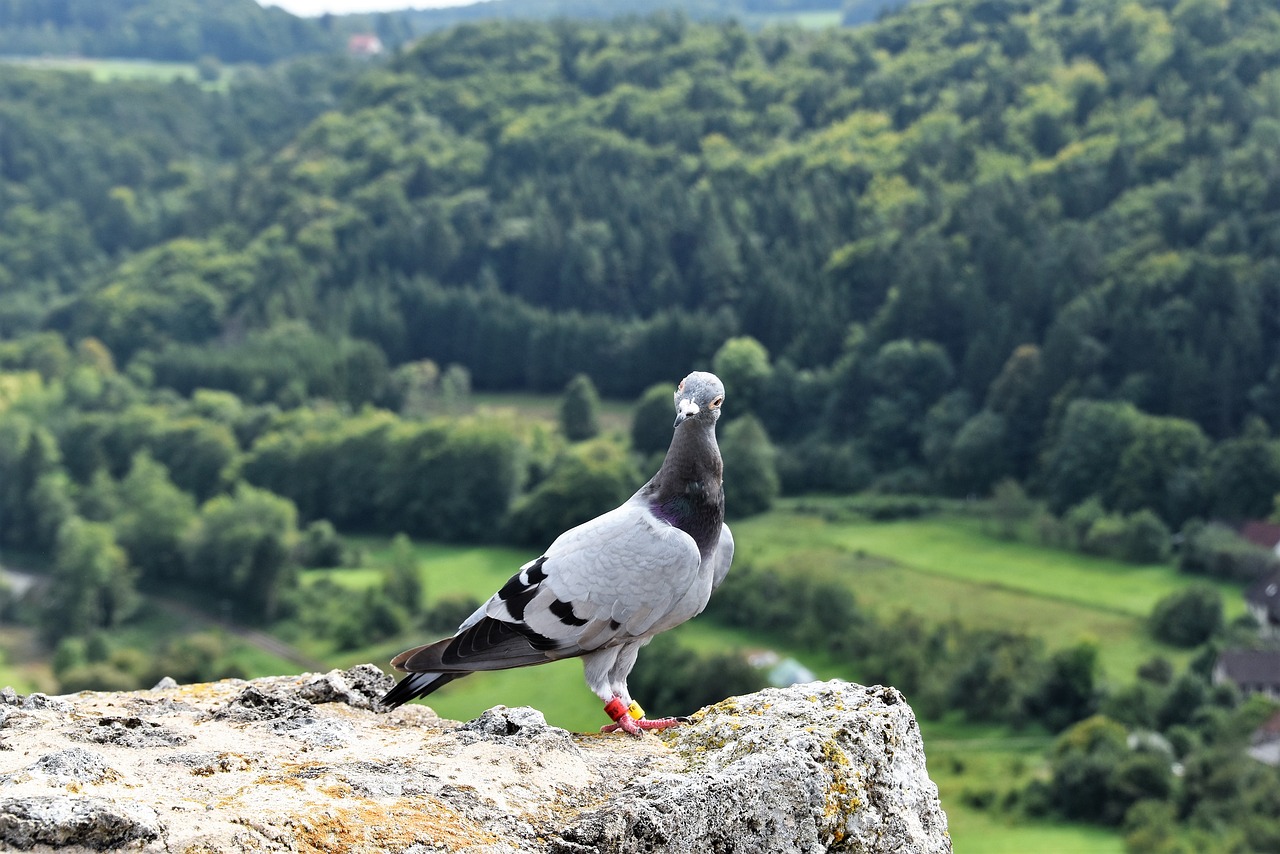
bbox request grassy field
[468,391,635,435]
[0,56,199,81]
[744,10,844,28]
[0,56,238,90]
[731,500,1244,680]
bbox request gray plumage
[382,371,733,729]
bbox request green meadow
[0,56,235,89]
[0,56,196,80]
[731,501,1245,680]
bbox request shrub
[1149,584,1223,647]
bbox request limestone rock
[0,666,950,852]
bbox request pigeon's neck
[647,419,724,557]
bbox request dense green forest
[6,0,1280,514]
[4,0,1280,849]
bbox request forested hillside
[6,0,1280,512]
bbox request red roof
[1239,521,1280,550]
[347,34,383,56]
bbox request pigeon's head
[673,371,725,428]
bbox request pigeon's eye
[711,396,723,408]
[678,381,685,392]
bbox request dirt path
[149,594,330,673]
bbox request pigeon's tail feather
[381,671,463,709]
[390,635,452,671]
[383,617,565,709]
[405,617,561,673]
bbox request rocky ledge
[0,667,950,853]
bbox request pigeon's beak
[674,398,699,428]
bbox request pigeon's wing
[485,496,704,653]
[385,497,705,708]
[709,523,734,592]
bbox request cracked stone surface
[0,667,950,852]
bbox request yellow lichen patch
[319,782,353,799]
[292,797,501,853]
[820,738,862,844]
[253,773,308,792]
[191,753,252,776]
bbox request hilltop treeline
[0,0,896,63]
[0,0,340,62]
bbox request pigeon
[381,371,734,734]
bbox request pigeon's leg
[600,697,687,732]
[587,644,688,734]
[601,696,644,734]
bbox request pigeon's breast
[651,490,723,558]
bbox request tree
[559,373,601,441]
[985,344,1049,478]
[1149,584,1223,647]
[0,414,61,550]
[1041,400,1140,515]
[403,421,523,542]
[1026,641,1101,732]
[1110,414,1208,525]
[1178,521,1280,582]
[943,411,1012,496]
[987,478,1035,539]
[1047,715,1129,823]
[719,415,780,518]
[41,517,136,640]
[631,383,676,456]
[1203,421,1280,521]
[296,519,346,569]
[712,336,772,418]
[507,439,638,545]
[383,532,424,613]
[183,484,300,621]
[114,453,197,583]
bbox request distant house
[1250,710,1280,766]
[1247,573,1280,636]
[1238,521,1280,555]
[1214,649,1280,700]
[347,34,384,57]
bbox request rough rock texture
[0,667,950,853]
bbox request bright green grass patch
[333,536,537,596]
[338,635,602,731]
[744,11,843,28]
[468,391,633,434]
[946,812,1124,854]
[0,56,200,82]
[732,504,1244,679]
[742,505,1244,619]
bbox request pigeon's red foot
[600,715,687,734]
[601,698,688,734]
